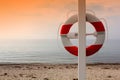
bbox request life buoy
[60,13,105,56]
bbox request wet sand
[0,63,120,80]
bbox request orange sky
[0,0,119,39]
[0,0,74,39]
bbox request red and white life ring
[60,13,105,56]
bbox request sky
[0,0,120,39]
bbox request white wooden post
[78,0,86,80]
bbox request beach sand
[0,63,120,80]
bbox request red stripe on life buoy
[60,24,73,34]
[86,44,102,56]
[91,22,105,32]
[65,45,102,56]
[65,46,78,56]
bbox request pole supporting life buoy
[60,13,105,56]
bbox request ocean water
[0,39,119,64]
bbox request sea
[0,39,120,64]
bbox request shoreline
[0,62,120,65]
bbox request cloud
[87,4,105,12]
[87,0,120,17]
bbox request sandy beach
[0,63,120,80]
